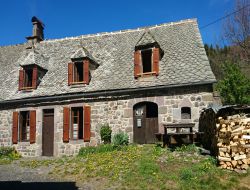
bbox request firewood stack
[217,114,250,172]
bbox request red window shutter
[134,50,141,78]
[153,47,160,75]
[12,112,18,144]
[30,110,36,144]
[83,60,89,84]
[32,66,38,89]
[63,107,70,142]
[84,105,91,142]
[19,70,24,90]
[68,62,73,85]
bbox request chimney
[26,16,44,48]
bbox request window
[141,49,152,73]
[19,111,30,141]
[24,69,33,88]
[134,47,160,78]
[12,111,36,144]
[71,107,84,140]
[74,62,84,82]
[181,107,191,119]
[19,65,46,90]
[68,59,90,85]
[63,106,91,142]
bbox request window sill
[17,141,30,145]
[136,72,157,78]
[69,82,88,88]
[19,87,35,91]
[69,139,84,144]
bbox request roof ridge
[0,43,26,48]
[42,18,197,43]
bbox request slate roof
[0,18,216,101]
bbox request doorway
[133,102,158,144]
[42,109,54,156]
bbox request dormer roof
[71,47,99,68]
[18,50,48,70]
[135,30,159,48]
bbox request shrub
[0,147,21,162]
[100,124,112,144]
[112,132,129,147]
[0,147,15,157]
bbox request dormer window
[68,59,90,85]
[19,65,46,90]
[134,30,163,78]
[134,47,161,78]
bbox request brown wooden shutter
[134,50,141,78]
[12,112,18,144]
[32,66,38,89]
[63,107,70,142]
[68,62,73,85]
[19,70,24,90]
[84,105,91,142]
[83,60,89,84]
[30,110,36,144]
[153,47,160,75]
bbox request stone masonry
[0,91,214,157]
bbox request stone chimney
[26,16,44,48]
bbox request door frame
[133,101,158,144]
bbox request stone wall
[0,110,12,147]
[0,91,215,157]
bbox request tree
[223,0,250,63]
[216,61,250,104]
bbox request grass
[0,147,21,165]
[18,144,250,190]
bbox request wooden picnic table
[163,123,196,146]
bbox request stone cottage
[0,17,216,157]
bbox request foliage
[216,62,250,104]
[100,124,112,144]
[112,132,129,147]
[175,144,198,153]
[78,144,116,156]
[0,147,21,165]
[18,144,250,189]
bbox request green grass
[18,144,250,190]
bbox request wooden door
[42,109,54,156]
[145,118,158,143]
[133,104,146,144]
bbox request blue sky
[0,0,234,46]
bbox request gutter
[0,81,215,107]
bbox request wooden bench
[163,123,195,146]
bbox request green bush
[100,124,112,144]
[112,132,129,147]
[0,147,21,164]
[0,147,15,157]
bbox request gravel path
[0,159,106,190]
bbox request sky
[0,0,235,46]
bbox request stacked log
[217,114,250,172]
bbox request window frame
[68,59,90,85]
[134,46,160,78]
